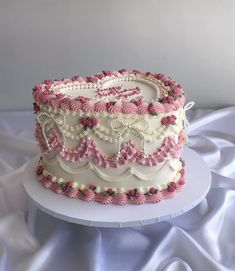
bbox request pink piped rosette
[137,101,149,115]
[122,102,138,114]
[95,101,107,113]
[106,101,122,114]
[70,99,82,112]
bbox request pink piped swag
[35,122,186,167]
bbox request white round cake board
[23,147,211,228]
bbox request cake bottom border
[35,161,186,205]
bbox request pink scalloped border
[32,69,185,116]
[35,161,186,205]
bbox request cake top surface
[33,69,185,115]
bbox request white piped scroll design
[110,118,151,158]
[37,112,66,155]
[44,156,177,182]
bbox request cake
[33,69,187,205]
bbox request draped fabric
[0,107,235,271]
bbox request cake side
[33,69,187,205]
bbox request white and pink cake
[33,69,187,205]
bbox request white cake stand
[23,147,211,229]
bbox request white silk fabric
[0,107,235,271]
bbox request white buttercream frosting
[34,70,188,193]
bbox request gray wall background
[1,0,235,110]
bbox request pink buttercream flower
[135,192,141,198]
[92,118,98,126]
[132,69,142,75]
[79,118,87,126]
[82,190,90,197]
[160,96,174,104]
[107,188,114,195]
[66,181,73,187]
[161,115,177,126]
[32,84,43,91]
[71,75,79,81]
[103,188,115,197]
[62,181,73,193]
[44,90,53,95]
[180,168,185,176]
[148,103,158,116]
[167,186,175,193]
[33,103,40,114]
[36,165,44,175]
[86,118,94,128]
[166,96,174,104]
[87,76,98,83]
[103,70,113,76]
[164,80,174,87]
[179,178,185,186]
[161,117,169,126]
[128,190,135,197]
[169,115,176,123]
[56,93,65,99]
[168,87,183,99]
[149,187,158,194]
[175,87,183,96]
[167,182,177,192]
[46,175,52,182]
[127,188,140,200]
[170,182,177,189]
[154,73,164,80]
[78,96,89,103]
[131,98,142,106]
[180,158,186,167]
[80,117,98,129]
[89,184,97,191]
[43,79,52,85]
[118,68,128,74]
[94,73,105,80]
[62,78,72,84]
